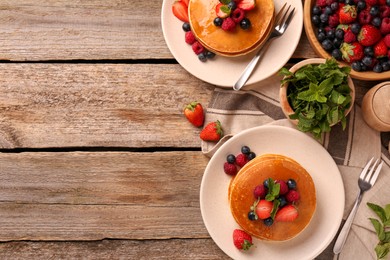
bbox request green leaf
[384,231,390,243]
[385,204,390,221]
[327,106,339,126]
[265,178,280,201]
[270,199,281,219]
[220,0,230,4]
[220,5,231,14]
[368,202,388,224]
[375,242,390,259]
[279,67,293,77]
[370,218,385,241]
[330,90,347,105]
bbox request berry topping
[275,180,289,195]
[286,190,301,203]
[248,211,257,221]
[224,162,238,175]
[240,18,252,30]
[241,145,251,155]
[213,17,223,27]
[222,17,236,31]
[247,151,256,160]
[263,217,274,226]
[232,8,245,23]
[182,22,191,32]
[227,154,236,164]
[253,184,267,199]
[236,153,249,167]
[237,0,256,11]
[286,179,297,190]
[172,1,189,22]
[216,3,231,19]
[275,205,299,222]
[191,41,205,55]
[185,31,196,45]
[255,200,273,220]
[233,229,253,251]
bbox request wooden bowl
[280,58,355,126]
[303,0,390,81]
[362,81,390,131]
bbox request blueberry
[228,1,237,11]
[182,22,191,32]
[213,17,223,27]
[364,46,374,57]
[263,217,274,226]
[240,18,251,30]
[247,152,256,161]
[335,28,345,39]
[360,62,368,71]
[312,15,321,26]
[351,23,361,34]
[317,32,327,42]
[345,0,354,4]
[278,196,287,207]
[351,61,362,71]
[362,56,374,66]
[312,5,322,15]
[331,48,342,60]
[370,6,380,16]
[321,39,334,51]
[227,154,236,163]
[248,211,257,221]
[324,6,333,15]
[287,179,297,190]
[320,13,329,24]
[206,51,216,59]
[382,61,390,71]
[318,27,326,34]
[387,0,390,6]
[357,1,366,10]
[198,53,207,62]
[372,17,381,27]
[373,63,383,73]
[241,146,251,155]
[331,2,339,11]
[263,179,270,189]
[333,38,343,48]
[326,29,335,40]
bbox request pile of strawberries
[172,0,216,62]
[213,0,256,31]
[311,0,390,72]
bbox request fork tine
[276,5,291,28]
[281,7,295,31]
[363,158,379,181]
[274,3,287,26]
[360,157,374,178]
[369,161,383,185]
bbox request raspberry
[275,180,289,195]
[221,17,236,31]
[286,190,300,203]
[316,0,327,7]
[384,34,390,47]
[253,185,267,199]
[366,0,378,5]
[185,31,196,45]
[380,18,390,35]
[358,10,372,25]
[191,41,204,55]
[380,6,390,19]
[328,14,339,28]
[235,153,249,167]
[231,8,245,23]
[344,30,356,43]
[223,162,238,175]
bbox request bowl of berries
[304,0,390,80]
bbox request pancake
[188,0,274,56]
[229,154,316,241]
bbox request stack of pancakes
[188,0,275,56]
[229,154,316,241]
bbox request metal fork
[333,157,384,255]
[233,3,295,91]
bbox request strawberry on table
[233,229,253,251]
[275,205,299,222]
[183,101,204,127]
[237,0,256,11]
[172,1,189,22]
[200,120,223,141]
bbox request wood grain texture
[0,63,213,149]
[0,151,209,241]
[0,0,318,61]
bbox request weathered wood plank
[0,64,213,148]
[0,0,319,61]
[0,151,209,241]
[0,151,208,207]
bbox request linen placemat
[202,73,390,260]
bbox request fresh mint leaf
[368,202,388,224]
[270,199,281,219]
[375,243,390,260]
[370,218,386,241]
[220,0,230,4]
[220,5,231,14]
[385,204,390,221]
[265,178,280,201]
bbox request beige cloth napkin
[202,73,390,260]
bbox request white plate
[161,0,303,88]
[200,125,344,260]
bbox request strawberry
[181,0,189,6]
[358,24,382,46]
[339,5,357,24]
[340,42,364,63]
[184,101,204,127]
[233,229,253,250]
[275,205,298,222]
[255,200,273,219]
[172,1,188,22]
[215,3,231,18]
[374,40,388,58]
[384,34,390,47]
[200,120,223,141]
[237,0,256,11]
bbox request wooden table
[0,1,386,259]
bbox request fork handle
[233,38,273,91]
[333,190,364,254]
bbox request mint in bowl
[279,58,355,139]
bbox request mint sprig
[265,178,280,202]
[280,58,352,139]
[367,202,390,259]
